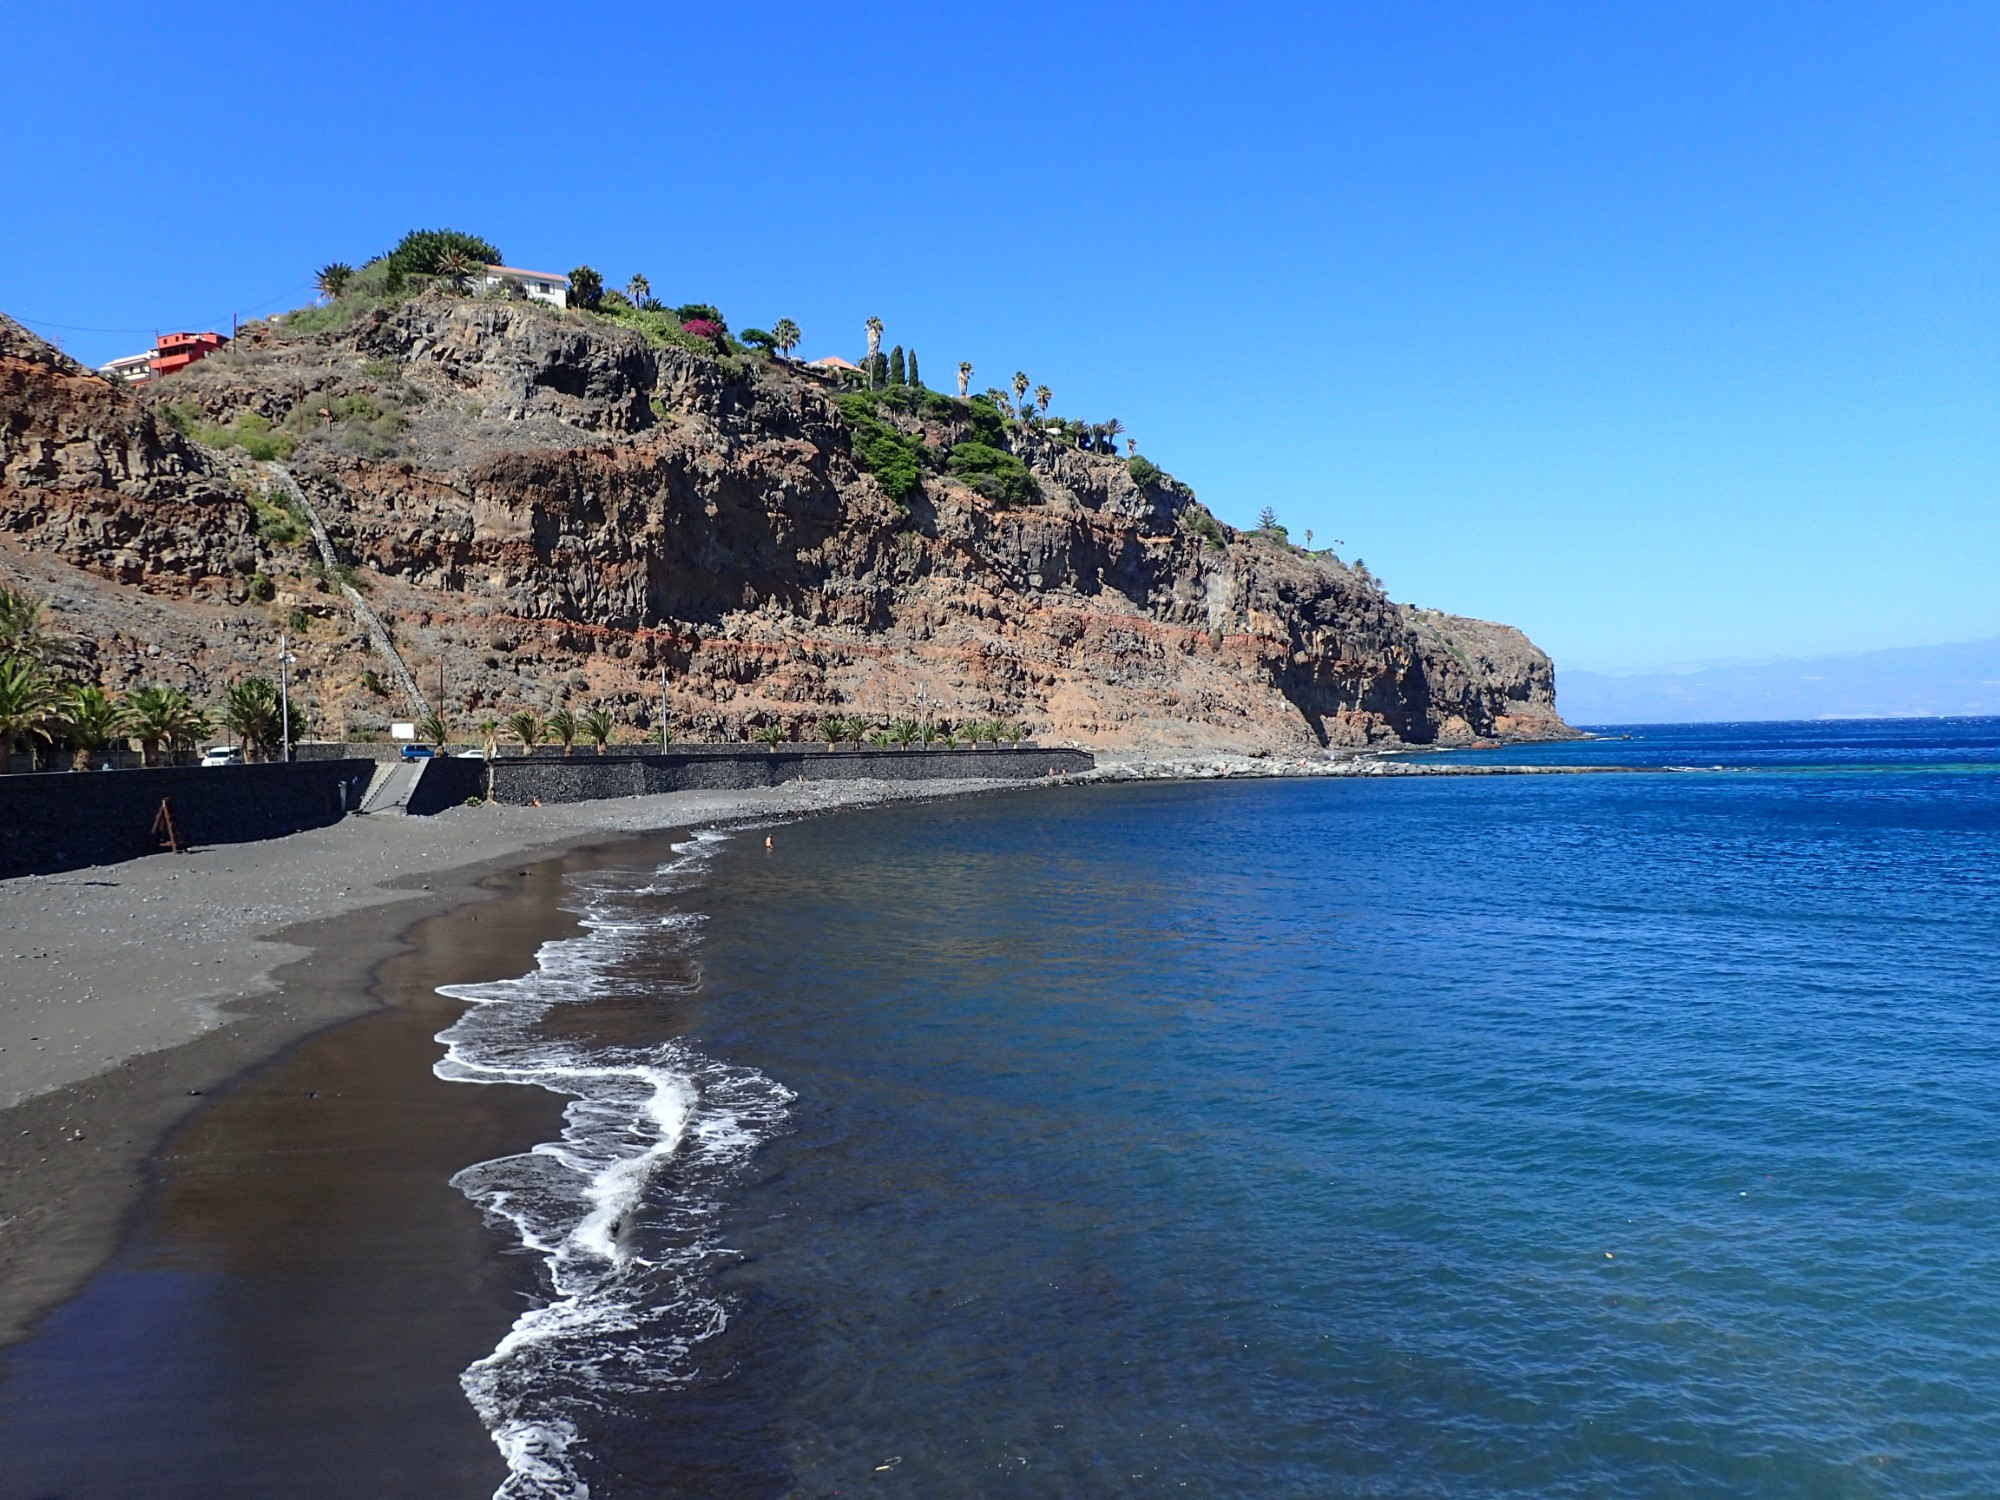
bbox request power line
[8,281,318,339]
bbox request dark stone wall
[0,761,376,879]
[405,747,1094,815]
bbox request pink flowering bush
[681,318,725,345]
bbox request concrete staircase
[357,759,427,815]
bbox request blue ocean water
[451,719,2000,1496]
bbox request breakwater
[406,746,1095,815]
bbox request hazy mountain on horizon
[1558,636,2000,725]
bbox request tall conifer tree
[888,345,906,386]
[907,349,921,389]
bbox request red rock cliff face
[0,299,1570,750]
[0,316,256,591]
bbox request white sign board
[390,722,417,741]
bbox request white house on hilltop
[481,265,569,306]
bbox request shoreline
[0,775,1037,1350]
[0,749,1641,1353]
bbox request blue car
[399,743,435,761]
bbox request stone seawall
[0,761,376,879]
[407,747,1095,815]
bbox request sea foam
[434,830,791,1500]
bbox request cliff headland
[0,239,1570,754]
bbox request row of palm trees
[806,715,1029,750]
[440,706,1032,757]
[0,660,309,771]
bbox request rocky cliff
[0,301,1569,751]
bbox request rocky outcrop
[0,297,1571,750]
[0,315,256,591]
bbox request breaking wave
[434,829,791,1499]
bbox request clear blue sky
[6,2,1996,674]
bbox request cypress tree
[888,345,906,386]
[907,349,921,389]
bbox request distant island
[1560,637,2000,725]
[1,227,1571,760]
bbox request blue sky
[5,2,1996,673]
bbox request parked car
[399,743,435,761]
[200,746,244,767]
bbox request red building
[150,330,228,378]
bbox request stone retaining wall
[406,747,1094,815]
[0,761,376,879]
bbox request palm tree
[1012,372,1031,414]
[120,685,209,767]
[865,316,884,360]
[435,248,480,294]
[626,273,651,308]
[772,319,801,360]
[1035,385,1051,416]
[819,717,846,748]
[547,708,579,755]
[504,710,541,755]
[1101,418,1126,453]
[416,708,451,746]
[315,262,355,301]
[581,707,614,754]
[0,584,60,664]
[0,656,59,770]
[221,678,282,761]
[957,361,972,398]
[888,718,919,748]
[60,683,121,770]
[477,718,500,760]
[754,723,787,749]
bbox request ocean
[435,717,2000,1496]
[7,718,2000,1496]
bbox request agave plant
[504,710,541,755]
[547,708,579,755]
[581,707,614,754]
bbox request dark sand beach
[0,833,717,1496]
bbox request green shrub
[175,407,296,460]
[360,358,399,383]
[1127,455,1163,490]
[962,396,1010,448]
[946,441,1036,506]
[248,573,275,601]
[250,487,307,547]
[1182,507,1227,550]
[834,392,927,503]
[383,228,500,277]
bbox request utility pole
[659,666,669,753]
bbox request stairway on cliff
[261,461,430,718]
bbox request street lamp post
[279,631,297,763]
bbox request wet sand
[0,835,692,1497]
